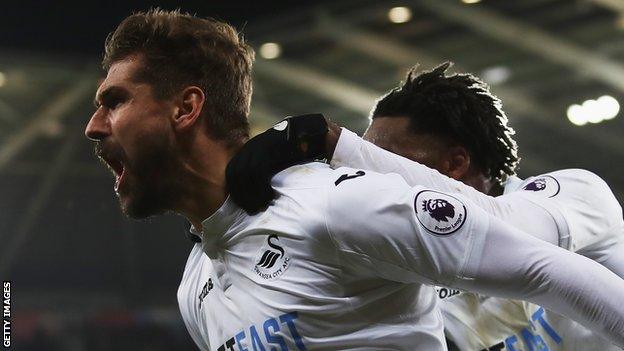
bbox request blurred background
[1,0,624,349]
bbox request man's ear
[445,146,471,180]
[173,86,205,131]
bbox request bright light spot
[567,104,587,126]
[259,42,281,60]
[582,99,603,124]
[481,66,511,85]
[0,72,6,88]
[388,7,412,24]
[567,95,620,126]
[597,95,620,120]
[462,0,482,4]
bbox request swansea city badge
[253,234,291,280]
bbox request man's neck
[174,138,237,233]
[180,178,228,233]
[487,182,505,196]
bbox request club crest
[521,175,560,198]
[253,234,291,280]
[415,190,467,236]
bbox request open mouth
[110,159,126,192]
[98,150,126,192]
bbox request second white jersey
[439,171,622,351]
[331,129,624,351]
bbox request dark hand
[226,113,329,214]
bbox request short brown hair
[103,8,254,145]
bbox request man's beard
[111,136,181,219]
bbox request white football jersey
[177,162,493,351]
[330,129,624,351]
[440,171,623,351]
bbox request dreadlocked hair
[372,62,519,183]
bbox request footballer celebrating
[228,64,624,350]
[86,10,624,351]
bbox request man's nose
[85,110,110,141]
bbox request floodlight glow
[566,95,620,126]
[597,95,620,120]
[388,7,412,24]
[582,99,603,124]
[0,72,6,88]
[481,66,511,84]
[567,104,587,126]
[462,0,482,4]
[259,42,282,60]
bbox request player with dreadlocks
[368,61,518,189]
[227,62,624,350]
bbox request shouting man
[86,10,624,351]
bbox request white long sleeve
[331,128,563,246]
[330,129,624,282]
[331,128,497,208]
[324,168,624,346]
[457,215,624,347]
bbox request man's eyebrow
[93,86,125,107]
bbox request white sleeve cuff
[330,128,362,168]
